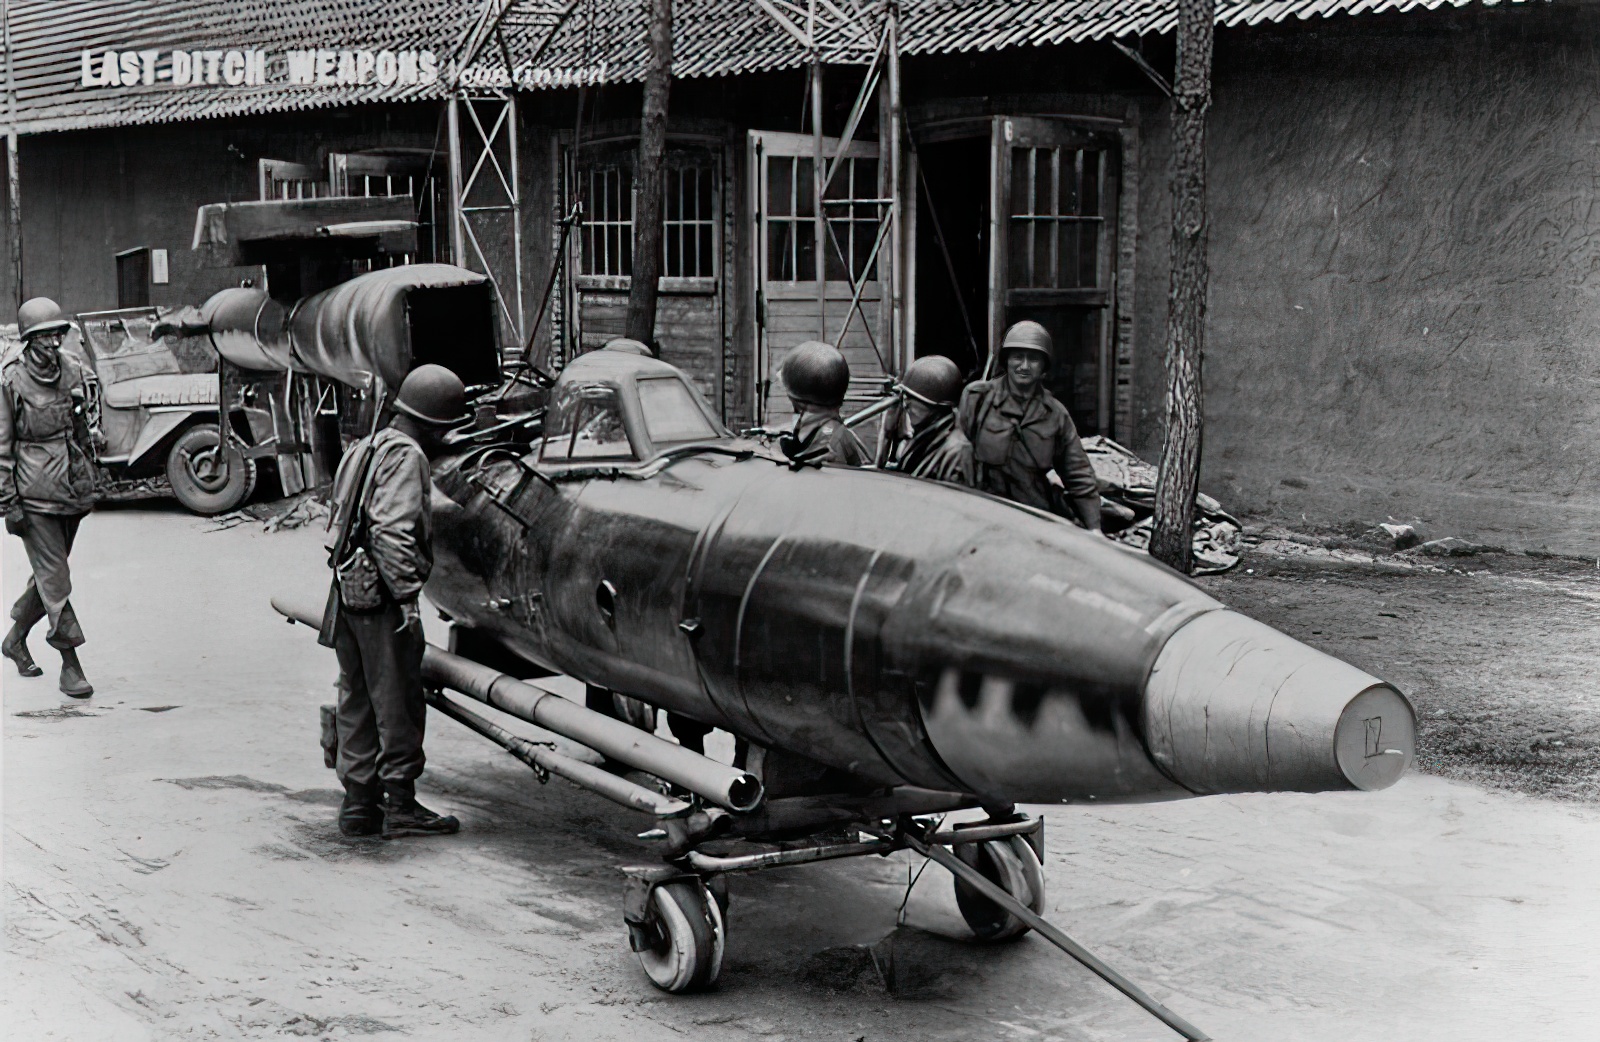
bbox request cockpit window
[540,383,636,462]
[636,376,718,445]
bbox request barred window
[765,154,881,283]
[581,166,634,277]
[578,159,716,279]
[663,166,715,278]
[1007,145,1106,290]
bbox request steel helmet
[999,320,1053,369]
[899,355,964,407]
[781,340,850,409]
[394,364,469,426]
[18,297,71,340]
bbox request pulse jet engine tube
[271,596,764,813]
[172,263,498,390]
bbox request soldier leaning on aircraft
[882,354,975,486]
[323,364,467,839]
[779,340,870,467]
[958,320,1103,533]
[0,298,99,697]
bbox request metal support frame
[763,0,907,379]
[3,0,22,310]
[448,90,527,356]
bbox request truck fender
[127,409,209,468]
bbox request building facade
[3,0,1592,550]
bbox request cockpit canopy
[537,348,733,465]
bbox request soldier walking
[958,320,1102,532]
[779,341,869,467]
[1,298,99,697]
[883,355,975,486]
[324,364,467,839]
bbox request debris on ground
[1376,521,1422,550]
[1081,436,1242,574]
[96,475,174,503]
[210,490,330,533]
[1410,536,1488,558]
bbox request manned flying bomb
[423,346,1412,805]
[211,254,1412,1029]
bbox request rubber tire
[166,422,257,516]
[953,835,1047,941]
[636,880,725,993]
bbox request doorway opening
[911,117,1119,439]
[914,137,988,381]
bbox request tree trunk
[1149,0,1212,574]
[626,0,673,347]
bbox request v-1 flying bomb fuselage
[427,348,1415,807]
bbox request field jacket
[893,410,976,487]
[0,354,98,516]
[326,427,433,603]
[957,378,1098,513]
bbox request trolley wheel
[953,835,1046,941]
[166,422,257,516]
[635,880,725,993]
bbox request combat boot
[58,648,93,698]
[381,785,460,839]
[338,779,384,837]
[2,624,43,678]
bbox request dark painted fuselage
[428,443,1216,804]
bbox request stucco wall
[1187,4,1600,552]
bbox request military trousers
[10,511,85,649]
[332,601,427,792]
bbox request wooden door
[989,117,1119,436]
[749,130,890,429]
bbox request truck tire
[166,422,257,516]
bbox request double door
[750,130,893,430]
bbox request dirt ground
[4,504,1599,1042]
[1215,536,1600,802]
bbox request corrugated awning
[4,0,1538,134]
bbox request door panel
[989,117,1119,436]
[750,130,890,429]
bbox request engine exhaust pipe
[272,596,764,813]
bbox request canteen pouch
[336,546,385,612]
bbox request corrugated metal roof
[4,0,1540,133]
[4,0,473,133]
[487,0,1537,82]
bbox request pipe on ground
[272,595,764,813]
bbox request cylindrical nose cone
[1144,610,1415,794]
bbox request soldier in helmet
[884,355,975,487]
[778,340,869,467]
[1,297,99,697]
[958,320,1102,532]
[324,364,468,839]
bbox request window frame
[570,144,721,293]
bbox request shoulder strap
[331,440,383,564]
